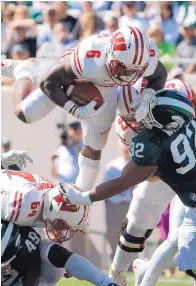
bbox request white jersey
[1,170,54,227]
[60,32,159,88]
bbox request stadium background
[1,1,196,284]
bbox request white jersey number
[131,142,144,158]
[25,231,40,252]
[171,121,196,174]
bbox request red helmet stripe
[128,27,139,65]
[122,86,130,113]
[135,28,144,65]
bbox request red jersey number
[86,50,101,58]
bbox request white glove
[61,183,93,206]
[63,100,107,119]
[132,88,156,123]
[1,150,33,179]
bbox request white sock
[76,153,100,192]
[65,253,114,285]
[140,240,178,286]
[112,222,147,273]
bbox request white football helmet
[106,26,150,86]
[165,79,196,113]
[117,84,140,119]
[43,185,89,242]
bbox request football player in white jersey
[1,170,89,243]
[1,26,167,195]
[109,79,196,285]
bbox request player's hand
[132,88,155,123]
[64,100,107,119]
[60,183,93,205]
[1,150,33,179]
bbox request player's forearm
[89,164,157,203]
[144,61,167,91]
[90,177,128,202]
[40,63,76,108]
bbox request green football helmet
[1,220,21,266]
[135,89,195,134]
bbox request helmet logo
[111,31,127,52]
[165,115,185,130]
[52,194,78,213]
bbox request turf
[57,273,193,286]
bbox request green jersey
[131,119,196,207]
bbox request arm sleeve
[131,132,161,166]
[144,60,167,91]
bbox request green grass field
[57,273,193,286]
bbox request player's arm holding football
[39,59,105,120]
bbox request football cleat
[1,59,36,79]
[109,268,127,286]
[133,258,149,286]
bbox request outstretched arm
[64,161,157,205]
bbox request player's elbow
[14,104,29,124]
[155,61,167,89]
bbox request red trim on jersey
[128,27,139,65]
[117,133,130,146]
[14,193,23,222]
[10,192,18,221]
[60,49,74,60]
[135,28,144,65]
[74,44,82,75]
[123,86,130,113]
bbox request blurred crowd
[1,1,196,77]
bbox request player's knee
[127,196,160,229]
[48,244,73,268]
[167,228,179,247]
[118,218,153,253]
[81,145,102,160]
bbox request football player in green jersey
[64,89,196,283]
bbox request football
[65,80,104,109]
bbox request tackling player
[1,220,118,286]
[107,79,196,284]
[62,89,196,284]
[1,26,167,195]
